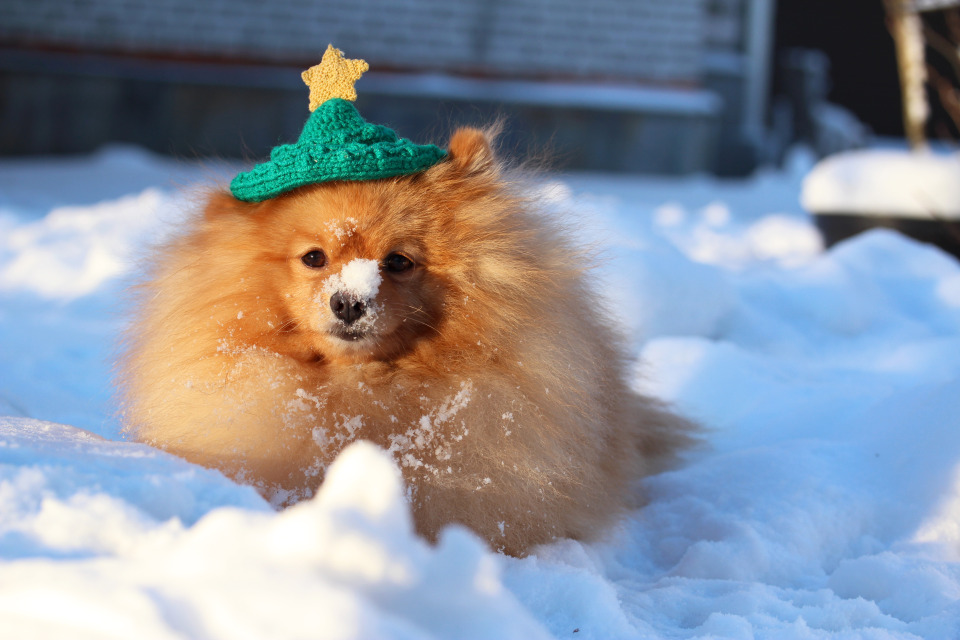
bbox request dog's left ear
[446,127,499,177]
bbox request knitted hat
[230,45,448,203]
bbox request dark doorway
[774,0,903,137]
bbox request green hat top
[230,45,447,203]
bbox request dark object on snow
[771,49,870,165]
[815,212,960,259]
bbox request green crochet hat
[230,45,447,203]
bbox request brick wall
[1,0,706,83]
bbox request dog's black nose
[330,292,365,325]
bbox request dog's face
[266,179,449,364]
[202,127,500,365]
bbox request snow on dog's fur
[119,128,695,555]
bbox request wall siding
[1,0,706,83]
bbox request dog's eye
[384,253,414,273]
[301,250,327,269]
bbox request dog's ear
[446,127,499,177]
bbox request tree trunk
[885,0,930,149]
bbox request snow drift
[2,146,960,638]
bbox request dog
[119,127,695,555]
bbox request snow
[802,148,960,219]
[324,258,383,302]
[0,429,546,640]
[2,144,960,638]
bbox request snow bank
[0,417,267,531]
[0,424,548,639]
[802,148,960,218]
[3,146,960,638]
[0,189,171,298]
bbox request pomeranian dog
[120,127,695,555]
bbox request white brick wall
[0,0,706,83]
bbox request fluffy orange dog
[120,128,694,555]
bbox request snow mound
[4,145,960,638]
[0,417,268,538]
[0,425,549,639]
[802,148,960,218]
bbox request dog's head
[204,127,508,364]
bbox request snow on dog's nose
[323,259,382,327]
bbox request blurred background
[0,0,952,176]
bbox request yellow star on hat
[301,44,370,111]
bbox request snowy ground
[2,145,960,639]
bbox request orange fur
[119,128,695,555]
